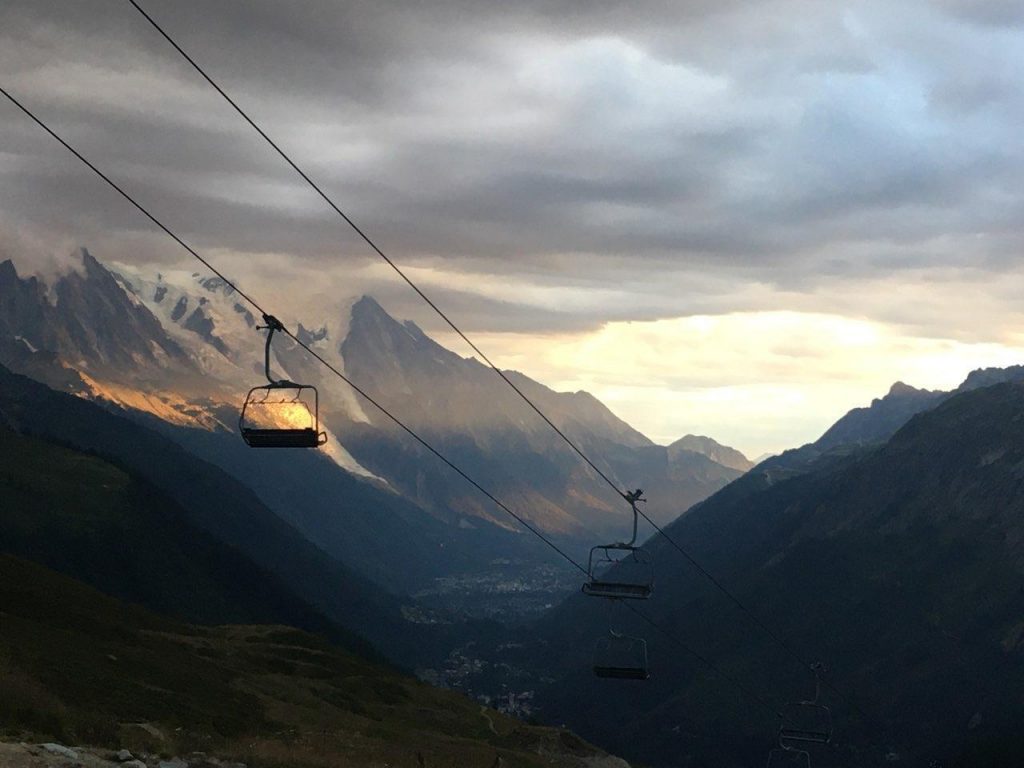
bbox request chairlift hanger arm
[257,314,297,387]
[621,488,645,547]
[810,662,826,705]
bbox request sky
[2,0,1024,456]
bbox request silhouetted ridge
[536,378,1024,767]
[296,322,328,344]
[958,364,1024,392]
[670,434,753,472]
[814,380,945,451]
[0,258,17,283]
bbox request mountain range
[0,250,751,578]
[10,247,1024,766]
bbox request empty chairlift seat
[778,662,832,748]
[768,663,832,767]
[582,543,653,599]
[239,383,326,448]
[238,314,327,449]
[778,701,833,748]
[593,631,649,680]
[584,490,653,680]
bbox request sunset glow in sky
[3,0,1024,456]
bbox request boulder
[42,743,79,760]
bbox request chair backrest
[583,544,653,599]
[239,383,326,448]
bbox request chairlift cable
[0,82,584,571]
[124,0,631,505]
[621,601,780,717]
[0,87,268,321]
[118,1,885,732]
[282,326,592,573]
[631,505,880,729]
[0,84,785,725]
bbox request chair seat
[593,665,649,680]
[583,580,652,599]
[780,729,831,744]
[242,428,321,448]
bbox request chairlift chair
[582,544,653,599]
[778,701,833,748]
[239,315,327,449]
[593,630,649,680]
[582,489,653,599]
[778,663,833,749]
[767,662,831,768]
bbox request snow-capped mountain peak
[112,263,371,424]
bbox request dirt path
[479,704,499,735]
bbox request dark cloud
[2,0,1024,339]
[936,0,1024,27]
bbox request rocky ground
[0,744,243,768]
[0,743,630,768]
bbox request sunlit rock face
[0,250,376,477]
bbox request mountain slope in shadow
[523,380,1024,767]
[0,363,421,662]
[0,426,367,649]
[0,554,620,768]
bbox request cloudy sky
[3,0,1024,456]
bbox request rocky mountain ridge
[0,251,196,385]
[1,250,748,538]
